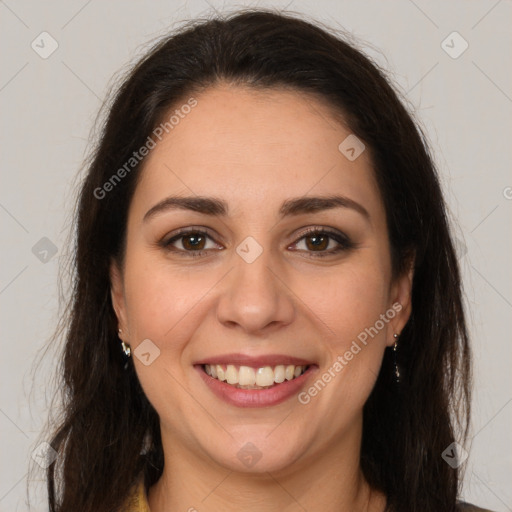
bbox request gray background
[1,0,510,510]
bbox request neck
[148,423,386,512]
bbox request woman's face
[111,84,412,475]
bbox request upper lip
[194,353,315,367]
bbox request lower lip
[195,365,317,408]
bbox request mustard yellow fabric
[122,474,150,512]
[122,473,493,512]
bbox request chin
[203,430,308,474]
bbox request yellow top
[122,474,494,512]
[122,474,150,512]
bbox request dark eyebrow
[143,194,370,222]
[279,195,370,220]
[143,196,227,222]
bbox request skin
[111,83,413,512]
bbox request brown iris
[182,233,206,250]
[305,233,329,251]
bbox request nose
[216,247,295,335]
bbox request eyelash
[160,226,355,259]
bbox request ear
[386,254,415,347]
[110,259,129,338]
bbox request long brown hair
[42,8,471,511]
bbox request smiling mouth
[201,363,310,389]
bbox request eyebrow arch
[143,194,370,222]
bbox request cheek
[125,266,194,339]
[304,261,390,343]
[121,256,212,418]
[298,268,391,418]
[122,250,222,358]
[301,258,392,398]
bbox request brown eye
[181,233,207,250]
[304,233,330,251]
[161,228,222,257]
[291,228,355,258]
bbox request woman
[44,8,492,512]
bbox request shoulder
[457,501,496,512]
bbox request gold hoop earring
[118,328,131,358]
[393,333,400,383]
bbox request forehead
[130,84,383,222]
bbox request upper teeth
[204,364,308,388]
